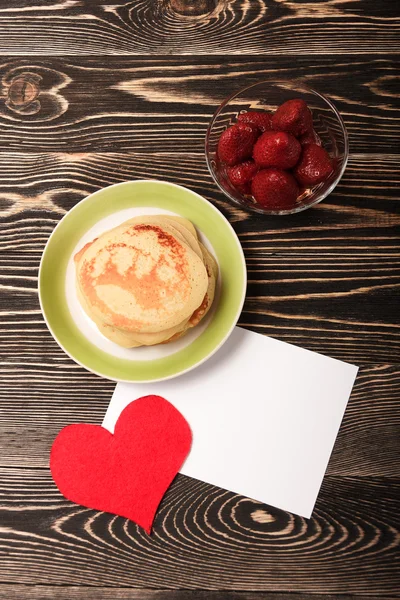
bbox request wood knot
[6,73,41,111]
[251,509,275,524]
[1,64,70,121]
[169,0,218,16]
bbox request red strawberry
[293,144,334,186]
[236,182,252,195]
[237,111,272,132]
[251,169,299,209]
[227,160,259,190]
[253,131,301,170]
[272,99,313,137]
[217,123,259,166]
[299,128,321,147]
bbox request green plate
[39,180,247,382]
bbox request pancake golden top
[75,221,208,334]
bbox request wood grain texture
[0,0,398,56]
[0,142,398,596]
[0,9,399,594]
[0,468,399,593]
[0,151,398,363]
[0,590,395,600]
[0,56,399,153]
[0,358,398,475]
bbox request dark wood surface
[0,56,398,153]
[0,1,399,598]
[0,0,398,55]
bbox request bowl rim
[205,79,349,216]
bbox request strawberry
[293,143,334,186]
[299,128,321,146]
[253,131,301,170]
[237,111,272,132]
[251,169,299,209]
[217,123,259,166]
[271,99,313,137]
[236,182,252,195]
[227,160,259,190]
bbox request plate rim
[38,179,247,383]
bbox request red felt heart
[50,395,192,534]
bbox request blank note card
[103,327,358,518]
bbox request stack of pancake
[74,215,218,348]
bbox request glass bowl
[205,80,349,215]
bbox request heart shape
[50,395,192,534]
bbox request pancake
[75,219,205,337]
[75,218,209,334]
[160,215,198,239]
[188,243,218,328]
[95,316,191,348]
[76,240,194,349]
[78,243,218,348]
[161,243,218,345]
[124,215,203,260]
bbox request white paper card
[103,327,358,518]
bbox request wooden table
[0,1,399,598]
